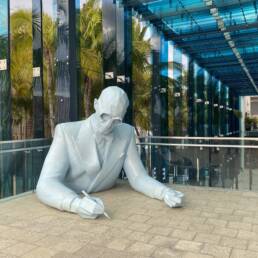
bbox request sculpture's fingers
[78,209,98,219]
[174,190,184,198]
[165,195,182,208]
[91,197,104,209]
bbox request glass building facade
[1,0,258,196]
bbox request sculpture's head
[93,86,129,135]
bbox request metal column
[151,35,169,183]
[55,0,79,124]
[32,0,44,138]
[0,0,12,140]
[116,2,133,124]
[102,0,117,87]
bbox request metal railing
[137,136,258,192]
[1,135,257,200]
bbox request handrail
[0,145,50,154]
[138,136,258,141]
[0,138,51,144]
[136,142,258,149]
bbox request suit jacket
[36,115,167,211]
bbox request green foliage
[132,20,152,131]
[80,0,103,117]
[10,10,33,128]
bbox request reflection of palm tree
[42,14,56,136]
[10,10,33,139]
[80,0,102,118]
[133,21,152,131]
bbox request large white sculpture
[36,86,184,219]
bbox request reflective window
[10,0,33,139]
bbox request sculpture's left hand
[163,189,184,208]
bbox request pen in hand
[81,190,111,219]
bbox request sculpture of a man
[36,86,184,219]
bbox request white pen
[81,190,111,219]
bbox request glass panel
[10,0,33,140]
[80,0,103,119]
[42,0,57,137]
[138,137,258,191]
[133,18,151,132]
[0,138,51,199]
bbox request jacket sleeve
[36,124,78,211]
[123,128,168,200]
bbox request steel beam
[167,22,258,40]
[55,0,79,124]
[32,0,44,138]
[0,0,11,140]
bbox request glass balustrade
[137,136,258,192]
[0,138,51,199]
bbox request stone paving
[0,181,258,258]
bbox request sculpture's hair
[97,86,129,118]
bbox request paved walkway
[0,182,258,258]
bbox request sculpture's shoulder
[114,123,135,139]
[56,120,87,137]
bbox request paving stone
[183,252,213,258]
[206,218,228,227]
[230,249,258,258]
[127,242,156,256]
[201,243,231,257]
[237,230,258,240]
[1,242,37,256]
[153,247,184,258]
[174,240,203,253]
[248,241,258,252]
[73,244,105,258]
[194,233,221,244]
[213,227,238,237]
[171,229,196,241]
[127,231,154,243]
[148,226,174,236]
[128,214,151,223]
[0,239,17,250]
[227,221,252,231]
[106,238,132,251]
[21,247,57,258]
[149,235,178,248]
[220,236,248,250]
[128,222,152,232]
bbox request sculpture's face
[93,86,129,135]
[95,111,122,135]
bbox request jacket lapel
[74,118,101,175]
[87,127,125,193]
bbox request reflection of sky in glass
[0,0,8,35]
[168,41,173,79]
[43,0,57,20]
[10,0,31,13]
[173,45,182,81]
[0,0,8,36]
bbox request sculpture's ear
[93,98,98,112]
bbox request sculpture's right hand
[71,196,105,219]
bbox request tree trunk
[84,76,93,118]
[46,50,55,137]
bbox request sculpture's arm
[123,130,168,200]
[36,124,78,211]
[123,128,184,207]
[36,124,105,218]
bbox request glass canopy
[125,0,258,95]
